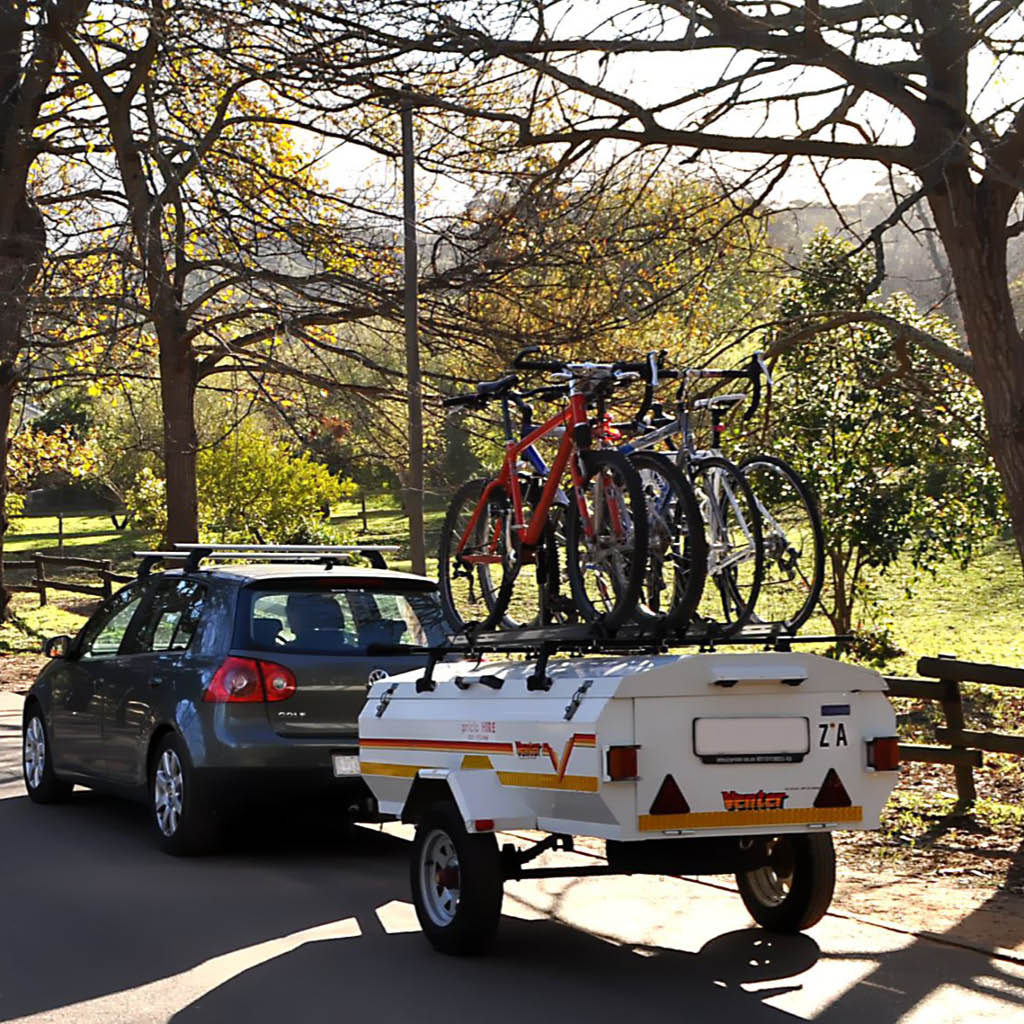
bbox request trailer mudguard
[398,766,536,833]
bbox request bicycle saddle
[693,392,747,411]
[476,374,519,398]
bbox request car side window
[79,585,146,660]
[133,580,206,654]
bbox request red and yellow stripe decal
[361,738,514,755]
[359,734,599,792]
[639,805,863,832]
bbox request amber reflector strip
[649,774,690,815]
[814,768,852,808]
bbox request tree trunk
[928,179,1024,571]
[0,370,15,620]
[0,199,45,619]
[159,333,199,547]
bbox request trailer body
[359,651,898,841]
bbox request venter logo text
[722,789,789,812]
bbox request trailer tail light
[867,736,900,772]
[606,745,640,781]
[203,657,296,703]
[649,774,690,815]
[813,768,852,808]
[474,819,495,832]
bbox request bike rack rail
[384,621,853,694]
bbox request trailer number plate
[693,717,809,764]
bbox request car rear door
[49,583,147,777]
[235,584,445,738]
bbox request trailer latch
[375,682,399,718]
[564,679,593,721]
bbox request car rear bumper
[193,764,372,804]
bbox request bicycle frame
[455,392,597,566]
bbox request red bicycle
[439,348,649,632]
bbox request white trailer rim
[419,828,461,927]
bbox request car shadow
[0,791,410,1022]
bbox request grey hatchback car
[22,559,448,853]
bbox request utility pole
[401,90,426,576]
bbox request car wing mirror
[43,635,71,659]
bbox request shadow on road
[3,786,1023,1023]
[171,925,818,1024]
[0,790,817,1024]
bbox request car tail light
[261,662,297,702]
[867,736,900,772]
[203,657,296,703]
[606,745,640,781]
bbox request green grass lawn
[4,508,1024,673]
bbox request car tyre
[410,801,503,955]
[149,732,220,856]
[22,707,73,804]
[736,833,835,932]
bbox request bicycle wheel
[739,455,824,632]
[629,450,707,632]
[564,450,649,629]
[438,478,514,632]
[690,455,764,636]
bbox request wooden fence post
[57,514,65,556]
[33,552,46,606]
[361,493,368,534]
[101,559,112,599]
[937,653,977,809]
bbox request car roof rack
[407,621,853,694]
[134,543,401,576]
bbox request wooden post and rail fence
[2,553,133,605]
[884,654,1024,808]
[2,551,1022,807]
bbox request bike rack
[389,622,853,696]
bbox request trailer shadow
[172,924,819,1024]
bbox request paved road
[1,691,1022,1024]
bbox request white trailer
[359,638,899,954]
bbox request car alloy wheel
[23,716,46,791]
[153,748,184,837]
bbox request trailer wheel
[410,802,503,955]
[736,834,835,932]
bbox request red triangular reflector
[814,768,852,808]
[649,774,690,815]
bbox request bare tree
[335,1,1024,570]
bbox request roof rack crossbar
[172,542,398,570]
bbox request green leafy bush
[127,427,355,543]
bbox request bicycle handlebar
[513,345,565,372]
[442,393,485,410]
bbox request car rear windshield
[241,586,450,654]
